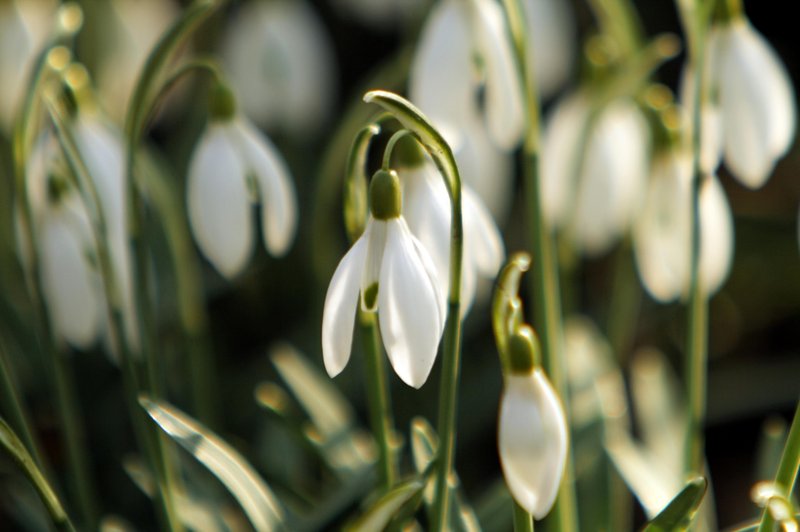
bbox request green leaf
[139,396,285,531]
[343,478,425,532]
[0,418,74,532]
[643,476,707,532]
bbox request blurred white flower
[522,0,575,100]
[221,0,336,138]
[187,114,297,279]
[322,170,445,388]
[541,93,650,255]
[633,149,734,301]
[498,368,567,519]
[401,156,504,315]
[709,17,796,188]
[0,0,55,131]
[409,0,523,151]
[22,113,136,350]
[96,0,178,123]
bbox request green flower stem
[514,501,535,532]
[46,93,177,531]
[757,400,800,532]
[679,0,712,479]
[587,0,645,60]
[362,90,464,532]
[501,0,579,529]
[358,312,396,492]
[11,42,95,531]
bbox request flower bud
[498,369,568,519]
[369,169,401,220]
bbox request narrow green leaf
[0,418,74,532]
[139,396,285,531]
[643,476,707,532]
[344,478,425,532]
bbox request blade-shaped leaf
[344,478,425,532]
[643,476,707,532]
[139,396,285,531]
[0,418,74,531]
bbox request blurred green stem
[757,400,800,532]
[359,312,396,492]
[11,44,97,530]
[514,502,535,532]
[502,0,579,529]
[681,0,711,478]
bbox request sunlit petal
[499,371,568,519]
[378,219,444,388]
[698,175,733,295]
[360,220,387,312]
[233,118,297,257]
[321,232,368,378]
[523,0,575,99]
[472,0,524,150]
[187,123,253,279]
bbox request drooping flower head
[187,82,297,279]
[707,13,796,188]
[493,255,567,519]
[322,168,445,388]
[395,135,504,315]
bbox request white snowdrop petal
[409,0,474,149]
[378,219,444,388]
[401,164,452,305]
[633,153,691,302]
[321,232,368,378]
[699,175,733,295]
[408,225,447,333]
[463,185,504,276]
[472,0,524,150]
[360,220,387,312]
[455,113,514,222]
[732,21,796,163]
[499,371,568,519]
[40,212,101,349]
[221,0,336,136]
[187,124,254,279]
[73,116,126,234]
[524,0,575,99]
[234,119,297,257]
[540,92,589,228]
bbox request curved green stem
[362,91,464,531]
[757,400,800,532]
[501,0,578,529]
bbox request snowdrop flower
[709,16,796,188]
[96,0,178,123]
[399,142,504,315]
[541,92,650,255]
[633,149,734,301]
[322,169,445,388]
[187,84,297,279]
[409,0,523,152]
[221,0,336,138]
[22,108,136,350]
[498,330,567,519]
[0,0,55,131]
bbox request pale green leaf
[139,396,285,531]
[643,476,707,532]
[344,478,425,532]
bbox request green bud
[507,325,541,375]
[209,82,236,120]
[369,169,401,220]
